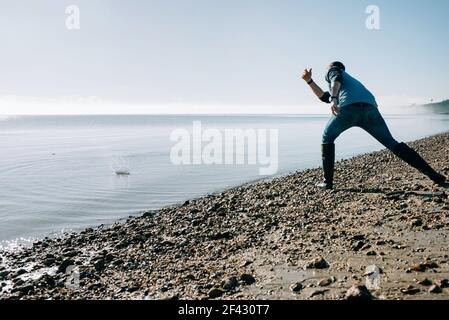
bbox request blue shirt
[326,67,378,108]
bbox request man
[302,61,446,189]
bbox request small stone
[13,284,34,295]
[318,278,333,287]
[416,278,432,286]
[40,274,56,288]
[410,218,423,227]
[306,257,329,269]
[400,285,420,295]
[43,257,56,267]
[239,260,253,268]
[352,241,365,252]
[223,276,238,291]
[0,270,10,280]
[58,259,75,273]
[423,261,439,269]
[435,279,449,288]
[142,210,156,218]
[132,234,148,243]
[309,289,328,297]
[94,259,106,272]
[15,269,27,276]
[410,264,426,272]
[208,288,225,298]
[429,285,442,294]
[115,240,130,249]
[209,231,231,240]
[290,282,303,293]
[240,274,256,285]
[366,250,377,256]
[345,285,373,300]
[351,234,366,241]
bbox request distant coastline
[421,99,449,114]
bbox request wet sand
[1,132,449,300]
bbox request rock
[40,274,56,288]
[429,285,442,294]
[105,253,115,262]
[318,278,333,287]
[132,234,148,243]
[142,210,156,218]
[240,274,256,285]
[366,250,377,256]
[223,276,238,291]
[112,258,124,266]
[416,278,432,286]
[127,285,140,293]
[184,274,195,281]
[15,269,27,276]
[290,282,304,293]
[400,285,420,295]
[58,259,75,273]
[309,289,328,298]
[12,284,35,295]
[208,288,225,298]
[345,285,373,300]
[306,257,329,269]
[410,218,423,227]
[351,234,366,241]
[423,261,439,269]
[0,270,10,280]
[43,257,56,267]
[209,231,231,240]
[207,203,221,213]
[410,261,439,272]
[63,250,78,258]
[94,259,106,272]
[352,241,365,251]
[115,240,130,249]
[239,260,253,268]
[410,264,426,272]
[435,279,449,288]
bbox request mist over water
[1,113,448,249]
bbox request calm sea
[1,113,448,249]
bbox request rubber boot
[392,143,446,185]
[317,143,335,189]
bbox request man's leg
[319,114,354,189]
[361,106,447,185]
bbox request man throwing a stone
[302,61,447,189]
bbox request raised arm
[301,69,331,104]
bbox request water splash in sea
[110,156,131,175]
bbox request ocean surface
[1,113,448,249]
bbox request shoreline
[1,132,449,300]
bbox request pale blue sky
[0,0,448,114]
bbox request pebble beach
[1,132,449,300]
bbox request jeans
[322,103,399,150]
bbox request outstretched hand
[302,68,312,82]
